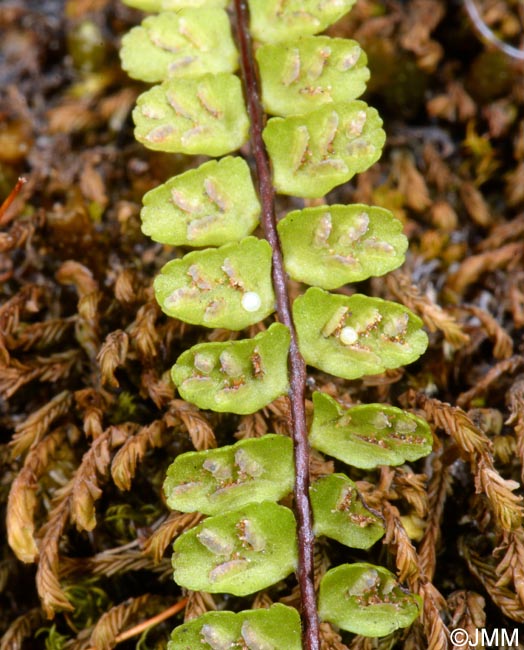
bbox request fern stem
[232,3,320,649]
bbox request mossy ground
[2,1,524,648]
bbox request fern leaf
[294,288,428,379]
[319,563,422,636]
[263,102,385,197]
[164,434,294,515]
[172,502,297,595]
[168,604,302,650]
[133,73,249,155]
[257,36,368,116]
[248,0,357,44]
[310,392,433,469]
[141,156,260,247]
[278,204,407,289]
[154,237,275,329]
[120,9,237,82]
[123,0,228,11]
[171,323,290,414]
[310,473,384,548]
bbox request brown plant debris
[506,377,524,481]
[126,301,161,361]
[9,390,73,458]
[166,399,217,450]
[474,460,523,532]
[96,329,129,388]
[320,621,350,650]
[382,503,421,584]
[70,425,133,532]
[419,582,450,650]
[62,547,172,581]
[88,594,153,650]
[36,487,75,618]
[0,608,45,650]
[6,316,75,352]
[404,391,492,458]
[74,387,108,439]
[461,303,514,358]
[446,243,524,296]
[0,350,82,400]
[456,355,524,408]
[494,529,524,609]
[7,428,66,562]
[142,511,204,564]
[461,540,524,624]
[447,590,486,644]
[417,453,453,581]
[386,272,470,348]
[3,0,524,644]
[183,591,217,623]
[406,391,524,532]
[111,420,166,491]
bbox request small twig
[85,598,188,650]
[232,3,320,649]
[464,0,524,61]
[0,177,27,226]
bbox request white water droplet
[340,326,358,345]
[241,292,262,312]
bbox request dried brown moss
[2,0,524,648]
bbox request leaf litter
[2,0,524,648]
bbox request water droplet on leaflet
[242,291,262,312]
[340,326,358,345]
